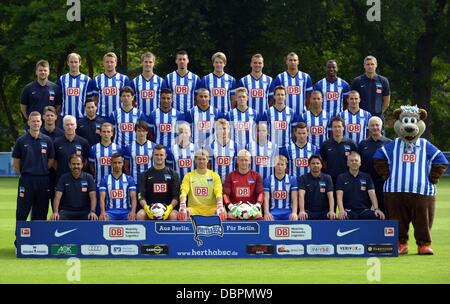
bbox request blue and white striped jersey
[269,71,313,116]
[167,142,197,181]
[123,140,156,190]
[301,110,330,148]
[88,143,123,186]
[186,105,220,148]
[165,71,201,113]
[226,107,259,150]
[57,73,97,118]
[131,74,166,116]
[99,173,136,210]
[373,138,449,196]
[262,106,298,149]
[247,140,278,181]
[314,77,350,119]
[338,109,371,146]
[208,139,238,182]
[148,108,185,148]
[264,174,298,217]
[201,72,236,114]
[238,74,272,114]
[109,107,146,147]
[94,73,130,117]
[280,142,319,177]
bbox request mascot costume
[373,105,448,255]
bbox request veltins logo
[306,244,335,256]
[81,245,109,256]
[276,244,305,256]
[111,245,139,256]
[384,227,395,237]
[51,244,78,256]
[20,245,48,256]
[269,224,312,241]
[103,225,146,241]
[20,228,31,237]
[336,244,365,255]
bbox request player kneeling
[136,145,179,220]
[223,149,264,220]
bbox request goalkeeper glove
[143,204,154,219]
[248,203,261,218]
[228,203,241,219]
[162,204,174,220]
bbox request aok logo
[100,156,111,166]
[109,227,124,238]
[103,86,118,96]
[212,87,226,97]
[255,156,269,166]
[159,124,172,133]
[216,156,231,166]
[120,123,134,132]
[250,88,264,98]
[175,85,188,95]
[236,187,250,198]
[111,190,124,199]
[273,190,287,200]
[197,121,211,131]
[402,153,416,163]
[153,183,167,193]
[295,158,308,167]
[310,126,324,135]
[135,155,149,165]
[275,227,290,237]
[141,90,155,99]
[178,158,192,168]
[67,87,80,96]
[287,86,301,95]
[326,91,339,101]
[274,121,287,130]
[347,124,361,133]
[195,187,208,196]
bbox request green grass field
[1,177,449,284]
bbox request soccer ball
[237,202,253,220]
[150,203,167,220]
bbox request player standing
[301,91,330,148]
[338,90,371,146]
[167,122,196,181]
[76,98,106,147]
[247,122,278,181]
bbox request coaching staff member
[51,154,97,220]
[12,111,54,220]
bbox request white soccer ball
[150,203,167,220]
[238,202,253,220]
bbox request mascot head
[393,105,427,144]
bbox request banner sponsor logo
[246,244,274,255]
[111,245,139,256]
[367,244,395,255]
[81,245,109,256]
[51,244,78,256]
[20,245,48,255]
[276,244,304,256]
[269,224,312,240]
[140,245,169,255]
[336,244,365,255]
[307,244,334,255]
[20,228,31,238]
[103,225,146,241]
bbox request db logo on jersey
[212,88,226,97]
[159,124,172,133]
[237,187,250,198]
[250,88,264,98]
[274,121,287,130]
[111,190,124,199]
[217,156,231,166]
[178,158,192,168]
[103,86,118,96]
[135,155,149,165]
[120,123,134,132]
[67,87,80,96]
[141,90,155,99]
[235,122,249,131]
[402,153,416,163]
[195,187,208,196]
[273,190,287,200]
[100,156,111,166]
[287,86,301,95]
[153,183,167,193]
[197,121,211,131]
[295,158,308,167]
[347,124,361,133]
[310,126,324,135]
[255,156,269,166]
[326,91,339,101]
[175,85,188,95]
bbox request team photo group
[15,49,448,254]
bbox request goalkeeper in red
[178,149,226,220]
[223,149,264,220]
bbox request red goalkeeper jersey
[223,170,263,205]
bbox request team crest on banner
[190,215,224,246]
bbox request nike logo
[336,228,360,237]
[54,228,77,237]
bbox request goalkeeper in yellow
[178,148,227,221]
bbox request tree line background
[0,0,448,151]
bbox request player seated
[223,149,264,220]
[178,149,226,220]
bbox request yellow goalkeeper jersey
[180,169,223,216]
